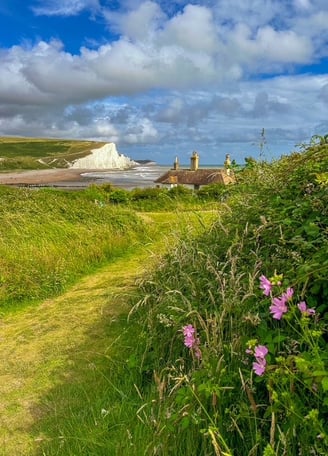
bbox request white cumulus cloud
[31,0,100,16]
[0,0,327,161]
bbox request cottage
[155,151,235,190]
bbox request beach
[0,168,86,185]
[0,165,168,189]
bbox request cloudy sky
[0,0,327,164]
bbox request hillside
[0,137,106,170]
[126,140,328,455]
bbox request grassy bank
[0,186,149,310]
[124,141,328,455]
[83,182,227,212]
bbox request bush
[130,187,167,200]
[168,185,193,197]
[83,184,130,205]
[109,188,130,204]
[197,183,229,200]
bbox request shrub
[109,188,130,204]
[130,187,167,200]
[168,185,193,197]
[197,183,228,200]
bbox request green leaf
[321,377,328,391]
[312,371,328,377]
[180,416,191,429]
[304,222,320,237]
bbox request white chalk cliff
[70,143,138,169]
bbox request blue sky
[0,0,327,164]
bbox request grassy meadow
[0,185,148,309]
[0,136,327,455]
[0,137,106,170]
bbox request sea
[79,163,225,190]
[80,163,170,190]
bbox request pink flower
[282,287,294,301]
[269,288,293,320]
[183,324,195,338]
[183,324,196,348]
[253,357,267,376]
[182,325,202,359]
[259,275,272,296]
[298,301,316,316]
[254,345,268,359]
[249,344,268,376]
[270,295,288,320]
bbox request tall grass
[0,186,147,309]
[2,142,328,455]
[84,183,224,212]
[122,143,328,455]
[0,183,221,310]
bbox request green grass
[0,137,106,170]
[0,184,220,311]
[0,186,148,309]
[0,204,215,455]
[1,140,327,455]
[84,183,225,212]
[123,142,328,455]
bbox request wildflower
[249,344,268,376]
[282,287,294,301]
[182,324,202,359]
[253,357,267,376]
[254,345,268,359]
[270,295,288,320]
[259,275,272,296]
[183,324,195,348]
[298,301,316,316]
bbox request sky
[0,0,328,164]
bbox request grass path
[0,245,152,455]
[0,211,217,455]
